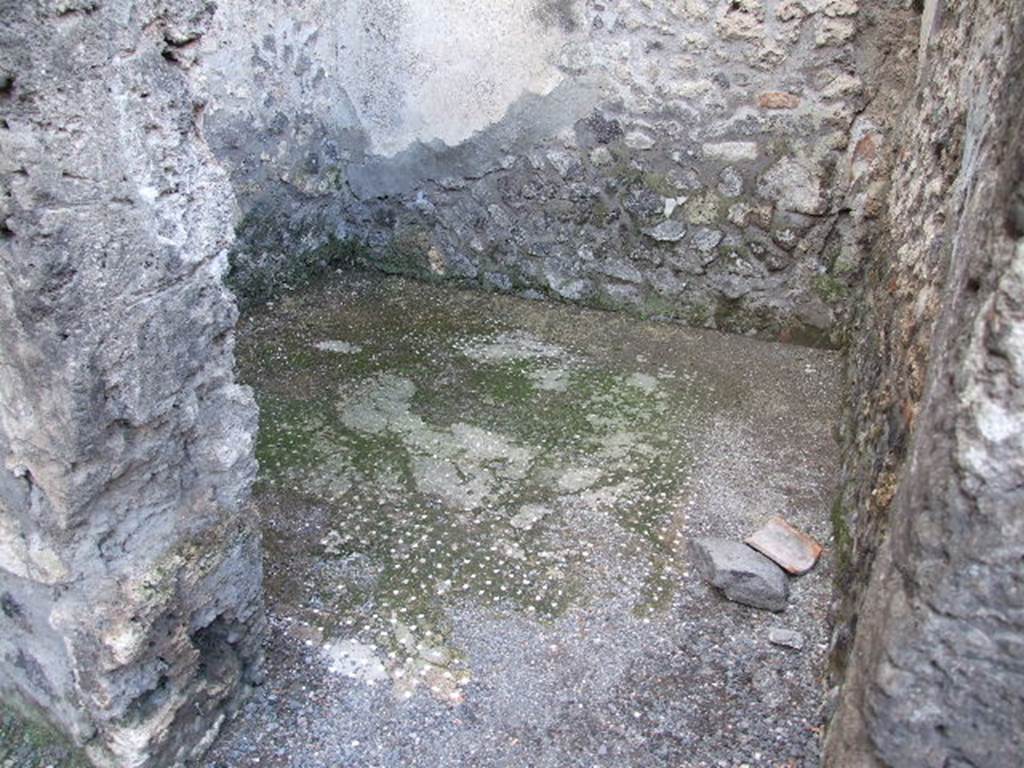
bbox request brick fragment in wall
[758,92,801,109]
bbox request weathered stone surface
[0,2,263,766]
[690,538,789,612]
[827,1,1024,765]
[745,516,822,574]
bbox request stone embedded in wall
[758,157,827,215]
[816,17,857,47]
[819,0,859,18]
[702,141,761,163]
[718,167,745,198]
[777,1,809,22]
[822,73,864,101]
[624,130,657,150]
[685,192,725,226]
[0,2,263,766]
[717,0,767,41]
[644,220,688,243]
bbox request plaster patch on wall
[337,0,570,156]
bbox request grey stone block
[690,538,789,612]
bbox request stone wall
[0,2,263,766]
[202,0,883,344]
[827,0,1024,763]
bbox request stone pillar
[0,2,264,766]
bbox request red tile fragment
[745,516,822,575]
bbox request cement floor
[207,273,842,768]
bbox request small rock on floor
[768,628,805,650]
[690,538,789,612]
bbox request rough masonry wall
[203,0,887,344]
[0,2,263,766]
[828,0,1024,763]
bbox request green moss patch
[238,273,720,688]
[0,705,88,768]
